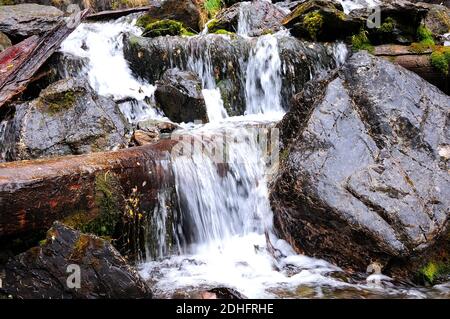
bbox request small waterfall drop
[245,34,284,115]
[337,0,380,14]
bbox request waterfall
[55,16,431,299]
[245,34,284,115]
[237,1,252,36]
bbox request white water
[245,35,284,114]
[60,17,160,122]
[58,16,448,299]
[337,0,380,14]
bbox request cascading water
[57,8,449,298]
[245,34,284,114]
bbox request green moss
[42,91,77,114]
[351,29,374,53]
[417,25,435,46]
[280,148,290,162]
[430,46,450,76]
[0,0,15,4]
[420,261,450,284]
[142,19,194,38]
[206,18,220,33]
[409,42,434,54]
[204,0,223,18]
[214,29,234,36]
[64,172,122,238]
[136,14,155,28]
[303,11,323,40]
[379,17,395,33]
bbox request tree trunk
[0,9,90,109]
[0,140,178,239]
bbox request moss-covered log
[0,140,178,239]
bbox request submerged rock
[0,4,64,40]
[207,0,287,36]
[2,222,152,299]
[271,51,450,278]
[0,78,130,161]
[155,68,208,123]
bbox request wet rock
[124,33,250,116]
[155,68,208,124]
[283,0,362,41]
[0,4,64,40]
[0,32,12,52]
[271,51,450,278]
[136,0,206,32]
[1,222,152,299]
[0,78,130,161]
[207,0,287,36]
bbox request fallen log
[374,44,449,94]
[0,140,178,239]
[0,9,90,109]
[86,6,152,21]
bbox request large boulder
[0,78,130,161]
[0,4,64,40]
[206,0,288,36]
[1,222,152,299]
[155,68,209,123]
[271,51,450,278]
[124,33,338,116]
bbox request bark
[0,9,90,109]
[86,6,152,21]
[0,140,178,238]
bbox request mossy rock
[430,46,450,76]
[141,19,194,38]
[282,0,361,41]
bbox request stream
[57,1,450,299]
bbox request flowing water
[58,6,449,298]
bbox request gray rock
[0,78,130,161]
[2,222,152,299]
[271,51,450,277]
[0,4,64,39]
[155,68,208,123]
